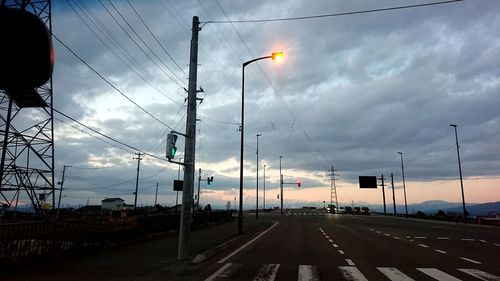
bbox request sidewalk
[2,217,272,281]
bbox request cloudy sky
[15,0,500,209]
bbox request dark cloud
[29,0,499,207]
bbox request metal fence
[0,211,232,262]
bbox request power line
[126,0,187,76]
[52,33,179,129]
[68,0,179,104]
[53,108,168,162]
[205,0,463,24]
[106,0,187,87]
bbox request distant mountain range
[364,200,500,216]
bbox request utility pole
[256,134,261,219]
[263,164,266,211]
[279,155,283,215]
[391,173,396,216]
[154,182,159,206]
[398,152,408,218]
[450,124,467,224]
[197,168,201,208]
[178,16,200,260]
[56,165,71,219]
[380,174,387,216]
[133,153,143,209]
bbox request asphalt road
[200,208,500,281]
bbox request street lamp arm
[243,55,273,67]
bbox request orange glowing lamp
[272,52,284,62]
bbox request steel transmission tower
[328,166,338,209]
[0,0,55,215]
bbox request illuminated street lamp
[239,52,283,234]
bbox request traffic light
[207,176,214,185]
[296,179,302,187]
[166,132,177,160]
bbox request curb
[191,221,273,264]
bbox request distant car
[353,207,361,214]
[361,207,371,215]
[327,204,337,214]
[338,207,347,214]
[344,206,353,214]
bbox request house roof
[102,198,124,203]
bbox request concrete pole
[256,134,261,219]
[154,182,159,206]
[133,153,143,209]
[57,165,71,219]
[391,173,396,216]
[450,124,467,224]
[178,16,199,260]
[279,156,283,215]
[197,168,201,208]
[398,152,408,218]
[381,174,386,216]
[263,164,266,211]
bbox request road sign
[359,176,377,189]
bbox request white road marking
[409,239,414,242]
[394,237,400,240]
[204,263,234,281]
[253,264,280,281]
[325,235,330,239]
[461,238,474,241]
[494,243,500,247]
[457,269,500,281]
[338,250,345,255]
[437,237,450,240]
[435,249,447,254]
[460,257,482,264]
[328,239,333,242]
[298,265,319,281]
[339,266,369,281]
[346,259,355,266]
[333,244,339,248]
[218,221,279,263]
[376,231,382,234]
[417,268,462,281]
[406,236,411,239]
[377,267,415,281]
[415,236,427,239]
[418,244,429,248]
[479,240,487,243]
[384,233,391,237]
[369,229,374,231]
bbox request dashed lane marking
[437,237,450,240]
[435,249,447,254]
[461,238,474,241]
[460,257,482,264]
[333,244,339,248]
[415,236,427,239]
[328,239,333,243]
[346,259,355,266]
[338,250,345,255]
[418,244,429,248]
[393,237,400,240]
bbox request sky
[5,0,500,210]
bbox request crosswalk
[205,263,500,281]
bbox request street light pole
[450,124,467,224]
[263,164,266,211]
[279,155,283,215]
[239,52,283,235]
[398,152,408,218]
[256,133,261,219]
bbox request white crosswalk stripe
[206,264,498,281]
[417,268,462,281]
[457,269,500,281]
[377,267,415,281]
[339,266,369,281]
[254,264,280,281]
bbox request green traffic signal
[171,147,176,157]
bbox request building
[101,198,126,211]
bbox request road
[199,208,500,281]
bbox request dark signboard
[173,180,183,191]
[359,176,377,189]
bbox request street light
[256,133,262,220]
[450,124,467,224]
[279,155,284,215]
[398,152,408,218]
[239,52,283,235]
